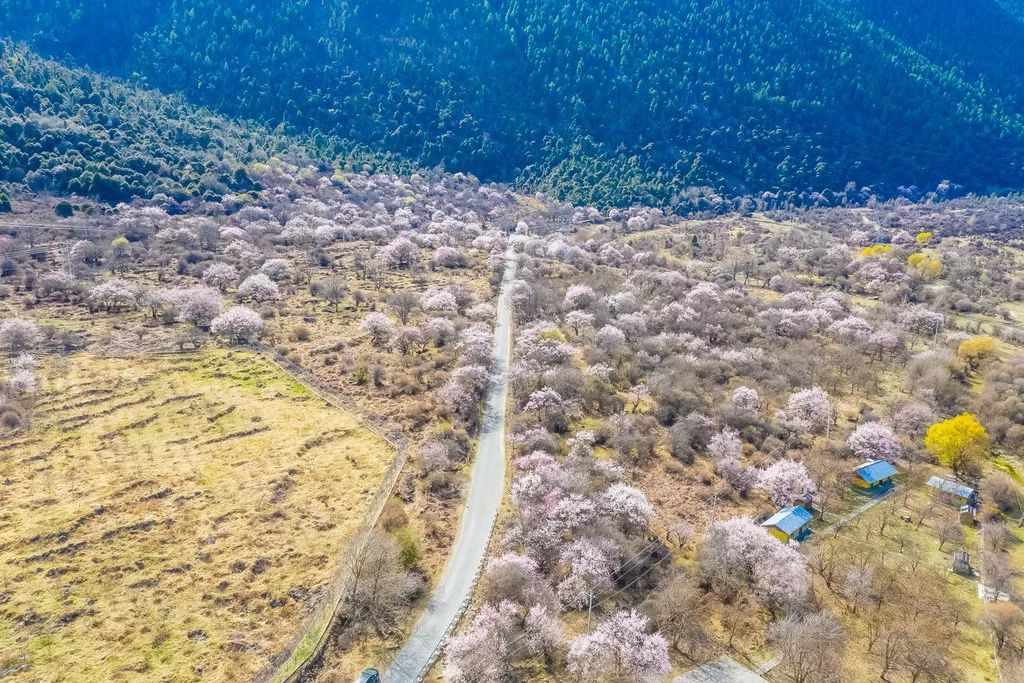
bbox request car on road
[357,668,381,683]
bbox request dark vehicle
[357,669,380,683]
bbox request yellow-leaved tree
[906,252,942,278]
[860,244,893,259]
[925,413,989,475]
[957,335,996,374]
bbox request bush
[425,471,461,500]
[380,499,408,531]
[292,324,311,342]
[54,201,74,218]
[393,527,421,570]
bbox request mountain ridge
[3,0,1024,207]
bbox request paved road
[386,246,517,682]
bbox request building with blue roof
[927,476,978,508]
[761,505,814,543]
[851,459,898,492]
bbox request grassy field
[812,481,1001,682]
[0,349,392,681]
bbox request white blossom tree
[361,312,396,345]
[174,286,223,328]
[210,306,264,344]
[202,262,239,291]
[238,273,280,302]
[0,318,42,354]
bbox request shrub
[393,527,421,569]
[380,499,408,531]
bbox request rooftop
[674,656,768,683]
[854,459,898,485]
[761,505,813,536]
[927,475,975,499]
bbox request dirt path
[817,486,898,538]
[385,246,517,682]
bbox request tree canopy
[4,0,1024,208]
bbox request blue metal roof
[761,505,813,536]
[927,476,975,499]
[854,459,898,485]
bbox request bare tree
[389,291,420,324]
[936,520,964,552]
[348,532,423,636]
[643,573,711,659]
[770,612,846,683]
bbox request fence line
[247,343,411,683]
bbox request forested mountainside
[0,44,410,205]
[3,0,1024,209]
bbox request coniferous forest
[4,0,1024,208]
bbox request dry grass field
[0,348,393,681]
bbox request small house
[926,476,979,508]
[761,505,813,543]
[851,459,898,491]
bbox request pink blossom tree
[89,278,138,312]
[377,236,420,269]
[433,245,466,268]
[868,323,901,358]
[524,387,572,431]
[420,287,459,313]
[595,325,627,355]
[443,601,517,683]
[565,310,595,335]
[827,315,873,343]
[709,427,743,461]
[557,539,616,610]
[567,610,670,682]
[389,326,424,355]
[564,284,597,311]
[892,401,935,439]
[701,517,808,611]
[756,460,817,506]
[457,322,494,365]
[259,258,290,281]
[425,317,457,347]
[599,484,654,532]
[438,364,490,418]
[776,386,834,436]
[846,421,902,461]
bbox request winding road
[386,246,517,682]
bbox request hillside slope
[3,1,1024,207]
[0,43,409,204]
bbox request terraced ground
[0,349,392,681]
